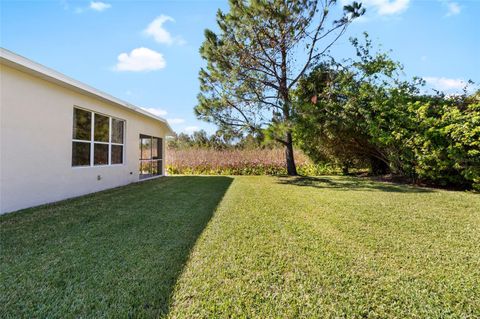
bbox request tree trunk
[278,25,297,176]
[285,131,297,176]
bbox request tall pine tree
[195,0,364,175]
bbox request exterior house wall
[0,64,168,214]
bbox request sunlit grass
[168,176,480,318]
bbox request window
[72,142,90,166]
[72,107,125,167]
[139,134,163,179]
[94,114,109,142]
[94,144,109,165]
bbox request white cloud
[72,1,111,13]
[140,107,168,117]
[446,2,461,16]
[184,126,200,133]
[90,1,111,11]
[144,15,185,45]
[358,0,410,16]
[115,47,166,72]
[167,118,185,125]
[423,76,466,91]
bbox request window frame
[139,134,163,180]
[72,106,125,168]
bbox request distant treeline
[167,130,275,151]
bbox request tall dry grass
[166,148,335,175]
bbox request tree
[294,34,420,175]
[195,0,365,175]
[295,34,479,189]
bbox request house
[0,48,174,214]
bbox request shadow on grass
[277,176,434,193]
[0,176,233,318]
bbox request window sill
[72,164,126,169]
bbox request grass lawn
[1,176,479,318]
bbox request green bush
[410,99,480,190]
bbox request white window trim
[72,106,125,168]
[139,135,163,179]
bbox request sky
[1,0,479,134]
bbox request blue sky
[1,0,479,134]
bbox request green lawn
[1,176,479,318]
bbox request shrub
[410,99,480,190]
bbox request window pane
[158,138,163,160]
[94,114,109,142]
[152,138,158,159]
[140,137,152,160]
[152,160,162,175]
[139,160,152,177]
[112,119,124,144]
[72,142,90,166]
[111,145,123,164]
[73,108,91,140]
[151,138,162,159]
[94,143,108,165]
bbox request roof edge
[0,47,175,135]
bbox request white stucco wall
[0,64,169,214]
